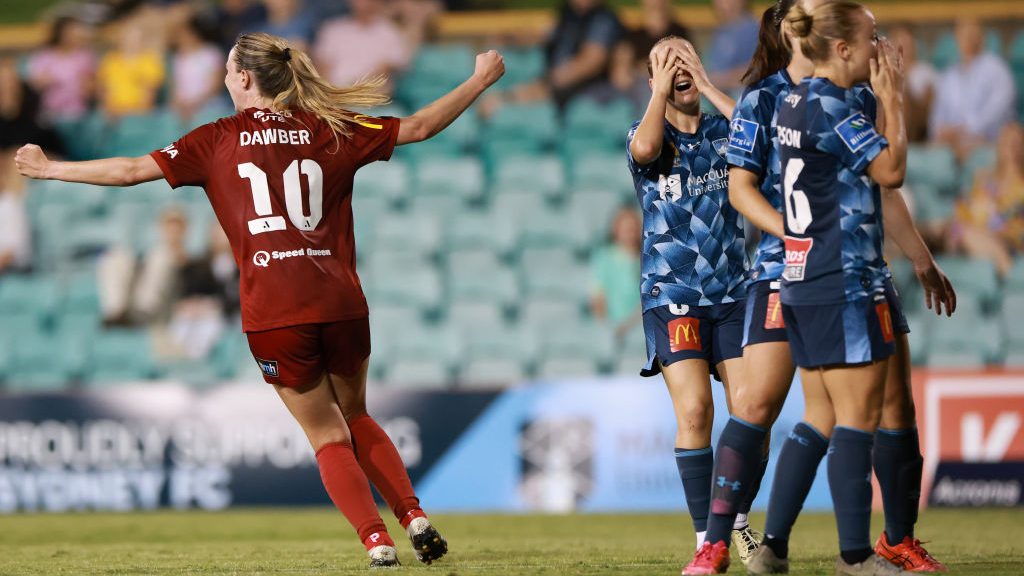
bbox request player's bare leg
[874,334,945,572]
[275,375,399,567]
[330,360,447,565]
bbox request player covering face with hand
[15,32,505,568]
[625,37,762,576]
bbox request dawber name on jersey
[239,128,312,147]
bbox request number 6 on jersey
[782,158,812,234]
[239,159,324,235]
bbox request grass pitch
[1,508,1020,575]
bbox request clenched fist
[473,50,505,89]
[14,144,50,180]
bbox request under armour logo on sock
[716,476,742,491]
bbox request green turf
[0,508,1020,574]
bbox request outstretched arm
[15,144,163,186]
[397,50,505,145]
[881,187,956,316]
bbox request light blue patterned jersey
[627,114,748,309]
[726,70,794,283]
[851,84,895,282]
[776,78,889,305]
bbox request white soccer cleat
[406,516,448,565]
[367,544,400,568]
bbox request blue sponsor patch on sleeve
[834,112,878,153]
[728,118,759,154]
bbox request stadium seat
[536,357,600,379]
[458,358,526,385]
[1004,258,1024,293]
[491,190,550,227]
[490,154,565,200]
[923,313,1001,368]
[415,156,486,203]
[373,213,442,255]
[960,146,997,190]
[519,246,580,274]
[443,209,516,256]
[517,208,590,252]
[370,265,444,313]
[908,182,952,223]
[1004,294,1024,367]
[535,319,615,365]
[183,101,235,130]
[0,275,62,326]
[568,151,636,194]
[483,102,559,154]
[494,46,544,89]
[389,323,458,367]
[385,359,452,389]
[934,256,1001,314]
[1010,30,1024,69]
[905,145,958,196]
[460,324,538,367]
[447,301,507,336]
[103,111,183,158]
[565,188,633,244]
[85,329,158,384]
[560,97,635,156]
[519,298,583,332]
[354,159,411,204]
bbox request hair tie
[282,47,292,62]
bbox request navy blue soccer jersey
[726,70,795,284]
[775,78,889,305]
[627,114,748,309]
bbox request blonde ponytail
[233,32,390,140]
[783,0,867,63]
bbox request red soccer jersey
[149,108,399,332]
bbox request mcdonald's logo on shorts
[875,301,895,344]
[668,317,702,352]
[764,292,785,330]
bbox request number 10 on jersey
[239,160,324,235]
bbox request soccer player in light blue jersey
[625,36,751,572]
[697,1,954,574]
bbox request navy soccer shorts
[641,301,745,380]
[782,294,897,369]
[883,276,911,335]
[742,280,789,347]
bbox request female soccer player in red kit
[15,32,505,568]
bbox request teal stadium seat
[1002,294,1024,366]
[354,159,410,205]
[386,359,452,389]
[536,319,615,367]
[103,110,183,158]
[569,151,636,194]
[614,324,648,375]
[373,213,442,255]
[491,154,565,200]
[1005,258,1024,293]
[924,312,1002,368]
[460,324,537,367]
[402,112,479,162]
[86,329,157,384]
[448,260,519,308]
[536,357,600,379]
[560,97,636,156]
[934,256,1001,314]
[396,45,475,108]
[517,208,590,253]
[407,194,465,227]
[458,358,526,385]
[565,189,632,244]
[369,264,443,312]
[9,332,87,390]
[416,156,486,203]
[519,298,583,332]
[444,209,516,257]
[494,46,544,89]
[905,145,958,197]
[447,301,507,335]
[0,275,62,327]
[387,323,458,384]
[960,146,997,190]
[482,102,559,160]
[491,190,549,228]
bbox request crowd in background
[0,0,1022,372]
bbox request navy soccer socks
[704,416,768,546]
[762,422,829,559]
[873,427,923,543]
[829,426,875,565]
[675,446,714,543]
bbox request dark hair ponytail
[741,0,796,86]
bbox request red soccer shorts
[246,317,371,388]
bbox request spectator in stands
[385,0,445,52]
[590,205,641,338]
[26,17,97,123]
[215,0,268,53]
[0,57,63,155]
[610,0,690,111]
[930,17,1017,162]
[890,24,936,143]
[947,122,1024,278]
[163,223,239,360]
[171,15,225,121]
[704,0,759,95]
[97,20,166,117]
[255,0,318,52]
[0,150,31,275]
[479,0,623,115]
[314,0,410,95]
[98,207,189,326]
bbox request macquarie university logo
[783,236,814,282]
[668,317,701,352]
